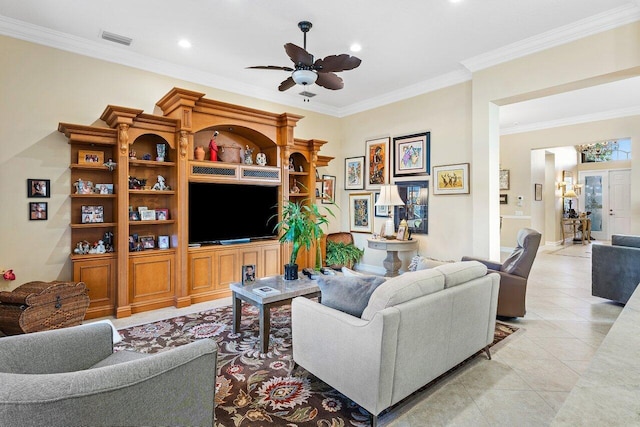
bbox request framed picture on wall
[344,156,365,190]
[29,202,48,220]
[393,132,430,177]
[500,194,508,204]
[432,163,470,195]
[365,137,390,190]
[349,192,373,233]
[321,175,336,204]
[27,179,50,198]
[374,192,389,217]
[499,169,510,190]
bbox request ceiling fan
[247,21,362,92]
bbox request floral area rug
[115,304,517,427]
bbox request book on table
[253,286,281,297]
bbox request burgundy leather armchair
[462,228,541,317]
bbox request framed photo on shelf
[499,169,510,190]
[158,235,170,249]
[140,209,156,221]
[365,137,390,190]
[156,209,169,220]
[321,175,336,204]
[396,225,408,241]
[535,183,543,201]
[81,205,104,223]
[129,211,141,221]
[27,179,50,198]
[393,132,430,177]
[374,192,389,217]
[432,163,470,195]
[500,194,508,204]
[242,264,256,285]
[29,202,47,220]
[78,150,104,165]
[94,183,113,194]
[348,192,373,234]
[344,156,365,190]
[139,235,155,249]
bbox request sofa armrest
[592,244,640,303]
[0,339,218,427]
[292,297,400,415]
[0,323,114,374]
[461,256,502,272]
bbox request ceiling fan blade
[284,43,313,66]
[247,65,294,72]
[278,76,296,92]
[315,72,344,90]
[314,54,362,73]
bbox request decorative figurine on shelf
[194,145,205,161]
[129,149,137,160]
[152,175,170,191]
[291,179,300,193]
[2,269,16,281]
[244,145,254,165]
[256,152,267,166]
[103,231,114,252]
[288,156,295,171]
[142,153,152,160]
[103,158,117,171]
[156,143,166,162]
[95,240,106,254]
[74,179,94,194]
[209,130,219,161]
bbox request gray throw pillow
[316,275,386,318]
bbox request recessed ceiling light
[178,39,192,49]
[350,43,362,53]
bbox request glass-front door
[581,172,606,240]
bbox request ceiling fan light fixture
[292,69,318,86]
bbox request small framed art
[94,183,113,194]
[365,137,390,190]
[78,150,104,165]
[242,264,256,285]
[81,205,104,223]
[393,132,430,177]
[321,175,336,204]
[139,235,155,249]
[27,179,50,198]
[158,235,170,249]
[535,183,542,201]
[432,163,470,195]
[129,211,141,221]
[29,202,47,220]
[140,209,156,221]
[396,225,408,241]
[499,169,510,190]
[349,192,373,234]
[374,192,389,217]
[500,194,508,204]
[345,156,364,190]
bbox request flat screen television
[188,182,279,244]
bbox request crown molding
[461,3,640,73]
[500,106,640,135]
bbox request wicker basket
[0,281,90,335]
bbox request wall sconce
[557,181,567,191]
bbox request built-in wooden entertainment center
[59,87,333,319]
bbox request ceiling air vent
[101,30,133,46]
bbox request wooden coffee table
[230,275,320,353]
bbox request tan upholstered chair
[462,228,541,317]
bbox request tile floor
[103,242,622,427]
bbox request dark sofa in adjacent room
[592,234,640,304]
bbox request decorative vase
[194,146,205,161]
[284,263,298,280]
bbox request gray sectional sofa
[592,234,640,304]
[292,261,500,426]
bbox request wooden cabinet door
[73,255,116,319]
[262,243,282,277]
[213,248,239,291]
[128,252,175,313]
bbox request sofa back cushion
[317,275,387,318]
[612,234,640,248]
[434,261,487,288]
[361,269,445,321]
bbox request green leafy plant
[272,198,335,266]
[326,240,364,269]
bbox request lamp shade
[375,184,404,207]
[563,190,578,198]
[291,69,318,86]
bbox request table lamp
[375,184,405,238]
[563,189,578,216]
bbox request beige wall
[2,19,640,286]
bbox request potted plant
[273,198,334,280]
[326,240,364,270]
